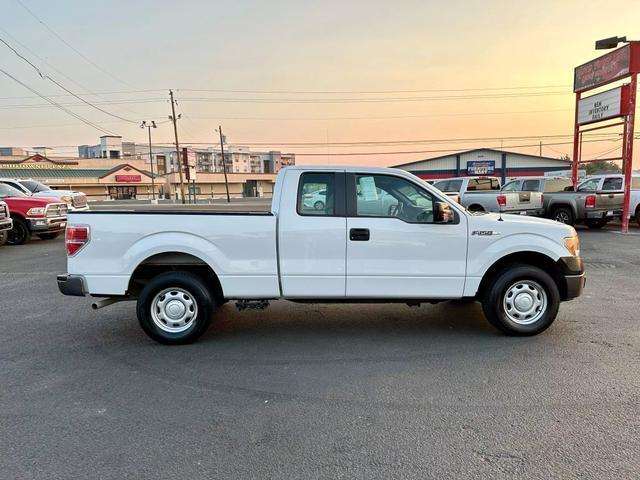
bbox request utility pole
[217,126,231,203]
[169,90,186,204]
[140,121,157,201]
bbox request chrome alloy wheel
[502,280,547,325]
[151,288,198,333]
[554,211,570,223]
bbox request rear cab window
[297,172,336,216]
[521,179,541,191]
[543,178,573,192]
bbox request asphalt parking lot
[1,227,639,479]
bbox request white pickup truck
[58,166,585,344]
[432,176,545,216]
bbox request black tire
[7,217,31,245]
[0,231,7,246]
[481,265,560,336]
[136,271,215,345]
[468,204,484,212]
[37,232,61,240]
[585,219,607,229]
[314,200,325,210]
[636,206,640,228]
[551,206,575,225]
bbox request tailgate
[596,191,624,210]
[504,191,543,211]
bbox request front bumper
[0,217,13,232]
[68,205,90,212]
[28,216,67,232]
[557,256,586,300]
[57,274,86,297]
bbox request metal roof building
[393,148,573,182]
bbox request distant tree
[585,160,621,175]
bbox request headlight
[563,235,580,257]
[61,195,73,203]
[27,207,45,216]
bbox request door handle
[349,228,370,241]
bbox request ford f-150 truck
[502,176,624,228]
[0,183,68,245]
[432,176,544,216]
[0,200,12,245]
[58,166,585,344]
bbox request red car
[0,183,68,245]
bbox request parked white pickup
[58,166,585,344]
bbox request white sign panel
[578,86,622,125]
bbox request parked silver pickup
[432,176,544,215]
[502,176,624,228]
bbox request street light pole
[140,121,157,201]
[217,126,231,203]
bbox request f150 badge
[471,230,501,236]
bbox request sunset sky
[1,0,639,166]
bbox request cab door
[345,173,467,299]
[277,170,347,298]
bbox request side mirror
[434,201,454,224]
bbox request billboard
[182,148,197,181]
[574,44,631,92]
[577,85,630,125]
[467,160,495,175]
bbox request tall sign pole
[218,126,231,203]
[169,90,186,204]
[140,121,157,201]
[621,73,637,232]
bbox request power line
[176,91,570,104]
[176,84,572,95]
[0,35,140,123]
[13,0,134,88]
[0,66,117,135]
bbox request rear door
[345,173,467,298]
[598,176,624,210]
[278,170,347,298]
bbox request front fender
[467,232,567,279]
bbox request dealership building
[393,148,573,182]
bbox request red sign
[574,44,636,92]
[115,174,141,183]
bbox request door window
[467,178,497,191]
[544,178,573,192]
[602,177,623,191]
[577,178,600,192]
[297,173,335,216]
[354,174,435,223]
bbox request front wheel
[7,218,31,245]
[314,200,325,210]
[136,271,215,344]
[481,265,560,336]
[0,231,7,246]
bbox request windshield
[20,180,51,193]
[0,183,27,198]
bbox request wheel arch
[127,251,224,303]
[477,251,567,301]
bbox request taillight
[66,226,90,256]
[585,195,596,209]
[497,195,507,207]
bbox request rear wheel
[482,265,560,336]
[7,218,31,245]
[585,219,607,229]
[551,207,574,225]
[136,271,215,345]
[314,200,325,210]
[37,232,61,240]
